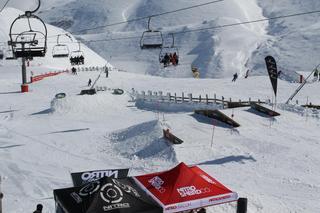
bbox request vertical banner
[265,56,278,96]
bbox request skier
[88,78,92,87]
[232,73,238,82]
[33,204,43,213]
[244,69,249,78]
[105,66,109,78]
[71,67,77,75]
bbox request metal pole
[21,43,27,85]
[0,176,3,213]
[237,197,247,213]
[22,57,27,84]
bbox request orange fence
[30,70,69,83]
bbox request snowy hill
[25,0,320,78]
[0,7,110,71]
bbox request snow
[0,1,320,213]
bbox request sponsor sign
[148,176,166,193]
[71,169,129,186]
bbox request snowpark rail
[133,90,265,109]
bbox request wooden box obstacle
[194,109,240,128]
[163,129,183,144]
[250,102,280,117]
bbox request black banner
[265,56,278,96]
[54,177,162,213]
[71,169,129,187]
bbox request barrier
[250,102,280,117]
[30,70,68,83]
[195,109,240,127]
[163,129,183,144]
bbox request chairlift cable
[71,0,224,34]
[0,0,11,13]
[84,9,320,43]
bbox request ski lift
[5,45,16,60]
[52,34,72,58]
[8,0,47,59]
[159,33,179,66]
[70,41,84,65]
[140,17,163,49]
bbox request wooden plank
[194,109,240,127]
[250,102,280,117]
[163,129,183,144]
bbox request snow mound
[50,92,128,115]
[108,120,178,163]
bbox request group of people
[70,55,84,65]
[161,52,179,67]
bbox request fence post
[222,96,225,109]
[174,93,177,103]
[159,91,163,101]
[206,94,209,104]
[199,95,202,103]
[188,93,192,102]
[214,93,217,104]
[237,198,248,213]
[249,97,251,103]
[0,176,3,213]
[166,92,171,102]
[141,91,146,100]
[182,92,184,103]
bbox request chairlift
[140,17,163,49]
[52,34,72,58]
[5,47,16,60]
[159,33,179,66]
[8,1,47,59]
[70,41,84,65]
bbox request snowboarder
[33,204,43,213]
[88,78,92,87]
[163,53,170,67]
[244,69,249,78]
[105,66,109,78]
[232,73,238,82]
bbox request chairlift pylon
[52,34,73,58]
[70,41,84,65]
[140,17,163,49]
[8,0,47,59]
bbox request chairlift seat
[14,49,45,58]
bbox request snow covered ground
[0,58,320,212]
[1,1,320,213]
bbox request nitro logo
[100,183,123,204]
[177,186,210,197]
[148,176,165,193]
[81,170,119,182]
[79,180,101,196]
[103,203,130,211]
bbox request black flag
[265,56,278,96]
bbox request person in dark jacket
[33,204,43,213]
[88,78,92,86]
[232,73,238,82]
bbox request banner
[71,169,129,186]
[265,56,278,96]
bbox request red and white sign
[134,162,238,213]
